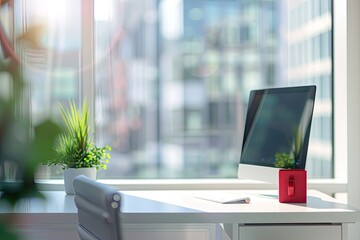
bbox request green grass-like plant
[44,100,111,170]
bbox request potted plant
[274,128,307,203]
[44,100,111,194]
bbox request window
[93,0,333,179]
[1,0,333,180]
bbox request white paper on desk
[194,193,251,204]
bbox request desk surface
[1,190,359,225]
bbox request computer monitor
[237,85,316,183]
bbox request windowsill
[35,178,347,195]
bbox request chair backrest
[73,175,122,240]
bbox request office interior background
[0,0,332,180]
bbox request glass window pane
[94,0,333,179]
[16,0,82,179]
[21,0,81,123]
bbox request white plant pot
[63,167,97,195]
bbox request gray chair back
[73,175,122,240]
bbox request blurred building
[284,0,332,177]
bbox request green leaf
[0,223,21,240]
[32,119,62,167]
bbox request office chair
[73,175,122,240]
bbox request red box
[278,169,307,203]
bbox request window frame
[345,0,360,211]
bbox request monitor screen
[239,85,316,170]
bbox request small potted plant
[44,100,111,194]
[274,130,307,203]
[275,154,307,203]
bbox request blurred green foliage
[0,4,62,239]
[274,152,295,169]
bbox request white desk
[1,190,359,240]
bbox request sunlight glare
[30,0,67,26]
[95,0,111,21]
[46,1,67,25]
